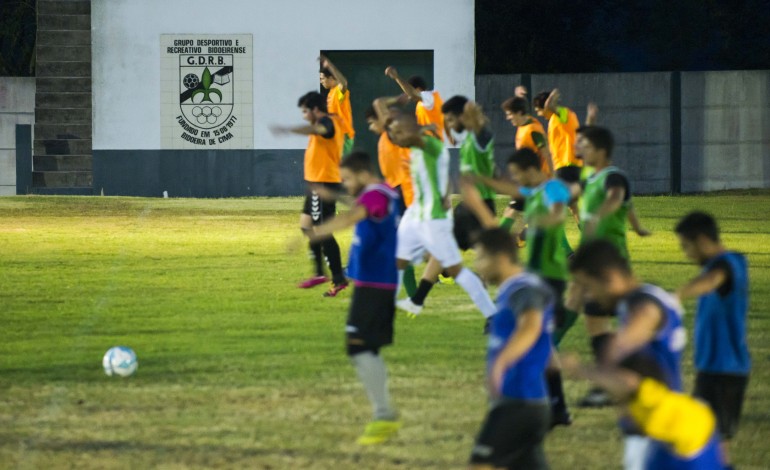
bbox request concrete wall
[0,78,35,195]
[477,71,770,195]
[476,73,672,194]
[681,71,770,192]
[91,0,475,151]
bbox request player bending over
[675,211,750,470]
[386,113,496,320]
[308,151,402,445]
[468,228,554,470]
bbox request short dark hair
[577,126,614,158]
[569,239,631,280]
[298,91,327,113]
[340,151,375,174]
[675,211,720,243]
[475,228,519,263]
[319,67,333,78]
[533,91,551,109]
[507,148,541,171]
[364,105,377,120]
[408,75,428,90]
[501,96,529,114]
[441,95,468,116]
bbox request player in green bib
[469,147,577,427]
[570,125,645,408]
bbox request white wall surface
[0,77,35,195]
[92,0,475,150]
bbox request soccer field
[1,193,768,469]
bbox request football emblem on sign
[179,56,233,130]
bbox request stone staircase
[33,0,93,195]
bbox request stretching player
[308,151,401,445]
[675,212,750,470]
[365,103,418,298]
[569,240,685,470]
[319,55,355,155]
[270,91,348,297]
[384,66,447,141]
[563,357,725,469]
[386,113,496,319]
[468,228,553,470]
[569,126,641,406]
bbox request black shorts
[694,372,749,440]
[302,182,341,225]
[508,197,526,211]
[555,165,582,184]
[543,278,567,329]
[470,400,550,470]
[584,300,615,317]
[346,286,396,353]
[453,198,496,251]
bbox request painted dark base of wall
[93,149,462,198]
[93,149,307,197]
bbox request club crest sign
[161,35,253,149]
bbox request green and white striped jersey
[409,135,451,221]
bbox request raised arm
[320,54,348,93]
[270,121,331,137]
[586,102,599,125]
[460,101,489,135]
[543,88,561,114]
[385,66,422,102]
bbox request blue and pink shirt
[346,183,399,290]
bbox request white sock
[397,269,405,301]
[352,352,396,421]
[455,268,497,318]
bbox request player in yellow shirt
[384,66,447,142]
[563,355,725,470]
[320,55,355,155]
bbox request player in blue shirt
[569,240,686,470]
[309,151,402,445]
[675,211,750,470]
[468,228,553,469]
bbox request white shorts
[397,217,462,268]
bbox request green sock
[499,217,514,231]
[403,265,417,297]
[553,309,579,347]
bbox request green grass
[0,193,768,469]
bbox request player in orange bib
[384,66,447,142]
[365,105,413,213]
[320,55,355,155]
[271,91,348,297]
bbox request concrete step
[37,61,91,78]
[33,171,93,188]
[34,123,91,140]
[35,138,92,156]
[37,45,91,63]
[37,77,91,93]
[34,155,92,171]
[38,14,91,31]
[37,30,90,47]
[36,108,92,125]
[38,1,91,15]
[36,92,91,109]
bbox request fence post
[670,71,682,194]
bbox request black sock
[546,368,568,413]
[309,240,324,277]
[321,236,346,285]
[590,333,613,364]
[411,279,435,306]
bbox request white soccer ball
[102,346,138,377]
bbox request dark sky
[475,0,770,74]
